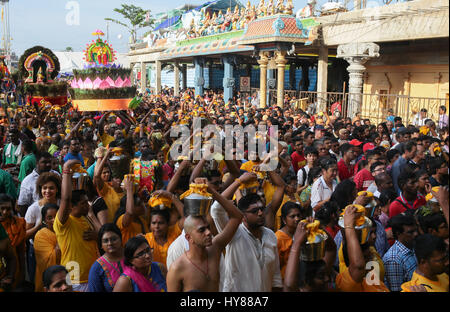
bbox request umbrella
[92,29,105,37]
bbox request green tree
[105,4,154,44]
[65,47,74,52]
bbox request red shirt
[389,194,426,218]
[325,225,340,239]
[337,159,354,181]
[353,168,374,192]
[291,151,306,173]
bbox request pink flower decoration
[93,77,103,89]
[71,79,79,88]
[122,78,132,87]
[99,80,111,90]
[84,78,93,89]
[115,77,124,88]
[105,77,115,87]
[77,78,84,89]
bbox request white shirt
[17,169,60,213]
[297,165,311,186]
[166,228,226,291]
[310,176,337,213]
[211,201,283,292]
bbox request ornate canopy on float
[83,31,117,66]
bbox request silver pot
[183,193,212,217]
[300,232,328,262]
[72,172,89,191]
[364,199,378,218]
[338,216,373,245]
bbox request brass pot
[300,232,328,262]
[183,193,212,217]
[338,216,373,245]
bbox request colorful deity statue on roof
[257,0,265,17]
[84,30,116,66]
[284,0,294,15]
[276,0,285,14]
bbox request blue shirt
[390,156,408,195]
[63,152,85,168]
[382,240,417,292]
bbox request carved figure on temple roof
[267,0,274,15]
[284,0,294,15]
[257,0,265,17]
[276,0,285,14]
[222,7,233,32]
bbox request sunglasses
[244,206,265,214]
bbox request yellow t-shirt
[144,223,182,265]
[34,228,59,292]
[336,267,390,292]
[100,132,115,147]
[98,182,124,223]
[53,215,98,284]
[401,271,449,292]
[338,245,385,281]
[116,214,149,246]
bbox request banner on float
[73,99,131,111]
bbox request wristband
[62,169,73,175]
[344,225,355,229]
[235,178,242,185]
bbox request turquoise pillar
[194,57,205,97]
[223,56,235,104]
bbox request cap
[363,143,376,153]
[349,139,363,146]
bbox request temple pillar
[289,63,297,91]
[155,60,162,95]
[337,42,380,118]
[223,56,235,104]
[317,46,328,113]
[257,51,269,108]
[140,62,147,94]
[174,62,180,96]
[182,64,187,90]
[275,50,288,108]
[130,63,135,85]
[194,57,205,97]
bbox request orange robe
[144,223,181,265]
[1,217,26,287]
[34,228,59,292]
[275,230,293,281]
[116,215,149,246]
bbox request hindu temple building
[128,0,449,124]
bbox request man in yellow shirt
[401,234,449,292]
[53,159,99,292]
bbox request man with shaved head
[166,178,243,292]
[367,172,394,198]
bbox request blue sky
[6,0,386,57]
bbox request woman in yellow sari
[34,203,60,292]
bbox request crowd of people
[0,87,448,293]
